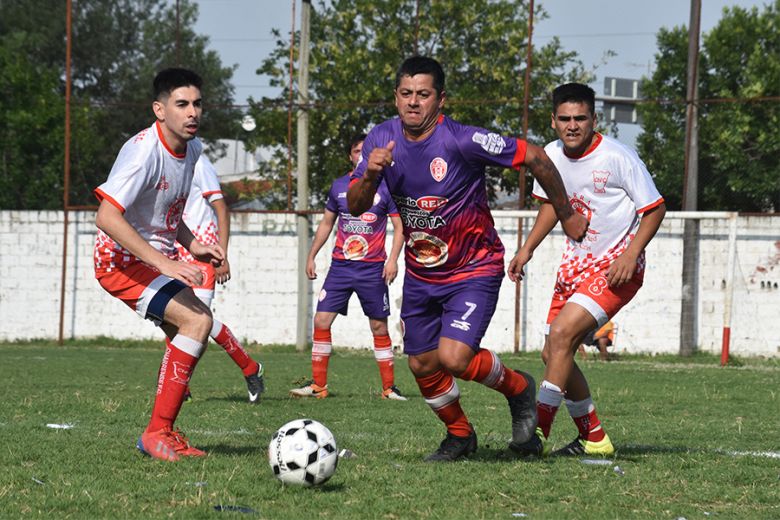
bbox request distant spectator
[578,321,616,361]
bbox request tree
[0,0,240,209]
[246,0,589,209]
[637,2,780,211]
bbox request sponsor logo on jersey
[395,196,447,229]
[360,212,377,223]
[416,196,449,212]
[373,193,381,206]
[165,197,187,231]
[156,174,170,191]
[338,191,347,198]
[407,232,448,267]
[430,157,448,182]
[472,131,506,155]
[592,170,611,193]
[343,235,369,260]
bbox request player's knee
[368,319,388,336]
[548,321,580,351]
[540,348,550,364]
[439,353,469,376]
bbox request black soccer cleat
[424,429,478,462]
[507,370,538,446]
[245,363,265,403]
[509,427,548,457]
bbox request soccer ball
[268,419,338,486]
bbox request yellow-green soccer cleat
[554,433,614,457]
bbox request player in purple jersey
[348,56,588,461]
[290,135,407,400]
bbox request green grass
[1,342,778,519]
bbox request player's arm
[522,143,588,242]
[507,202,558,282]
[175,222,225,269]
[606,202,667,287]
[306,209,338,280]
[96,200,205,286]
[211,198,232,284]
[347,141,395,216]
[383,215,404,285]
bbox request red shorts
[176,245,216,305]
[96,261,187,324]
[545,271,643,331]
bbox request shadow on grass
[204,443,262,456]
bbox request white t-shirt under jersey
[532,133,664,291]
[94,120,203,275]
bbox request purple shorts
[401,273,503,356]
[317,259,390,318]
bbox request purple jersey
[326,173,398,262]
[351,114,527,284]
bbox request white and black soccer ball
[268,419,338,486]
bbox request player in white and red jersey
[175,154,265,403]
[348,56,589,461]
[508,83,666,457]
[289,134,406,401]
[94,68,222,462]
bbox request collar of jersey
[155,120,186,159]
[563,132,602,159]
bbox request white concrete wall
[1,210,778,357]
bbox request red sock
[415,369,472,437]
[537,380,564,438]
[147,336,202,433]
[459,349,528,398]
[312,328,332,387]
[212,320,258,377]
[566,398,606,442]
[373,334,394,390]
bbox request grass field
[1,341,778,519]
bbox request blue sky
[192,0,767,143]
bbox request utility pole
[680,0,701,357]
[296,0,312,351]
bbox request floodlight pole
[295,0,312,351]
[680,0,701,357]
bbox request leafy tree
[637,2,780,211]
[246,0,589,209]
[0,0,240,209]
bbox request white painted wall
[1,210,777,357]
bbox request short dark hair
[552,83,596,115]
[346,133,367,157]
[395,56,445,94]
[153,68,203,101]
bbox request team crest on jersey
[430,157,448,182]
[165,197,186,231]
[592,170,611,193]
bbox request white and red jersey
[93,120,202,276]
[176,155,223,263]
[532,133,664,295]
